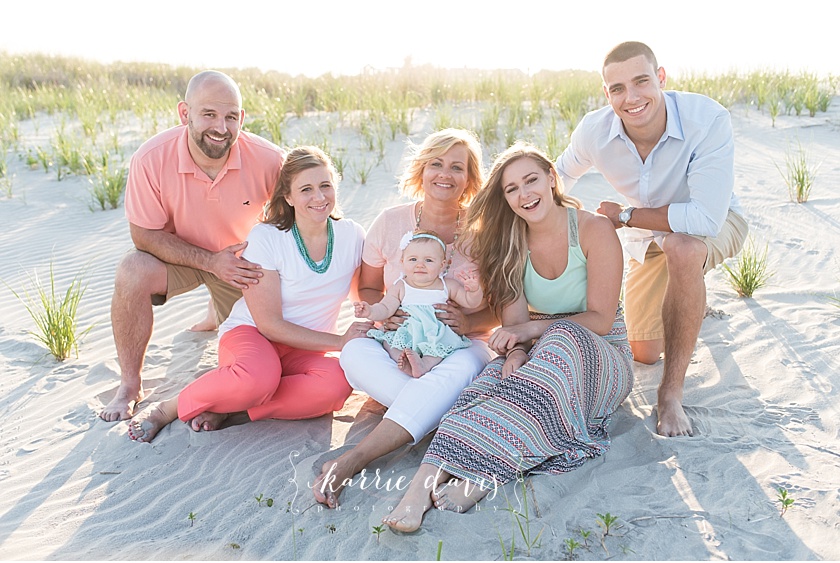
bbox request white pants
[340,337,493,443]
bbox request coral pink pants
[177,325,352,422]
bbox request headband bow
[399,230,447,253]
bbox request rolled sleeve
[666,113,734,237]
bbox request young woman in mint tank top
[383,143,634,532]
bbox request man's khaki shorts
[152,264,242,325]
[624,210,749,341]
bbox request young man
[100,70,285,422]
[556,41,748,436]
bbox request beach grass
[777,138,819,203]
[2,53,834,192]
[4,261,91,361]
[722,239,773,298]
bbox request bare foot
[188,300,218,332]
[402,349,441,379]
[190,411,229,432]
[656,396,693,437]
[432,477,491,513]
[127,398,179,443]
[100,384,145,422]
[312,455,361,508]
[382,489,434,532]
[396,350,415,377]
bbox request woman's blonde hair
[263,146,343,230]
[399,128,484,205]
[462,142,582,315]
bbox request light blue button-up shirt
[557,91,742,262]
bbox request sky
[1,0,837,78]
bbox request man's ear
[177,101,189,125]
[657,66,667,88]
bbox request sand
[1,98,839,561]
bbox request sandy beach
[1,94,839,560]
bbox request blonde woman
[313,129,497,508]
[383,143,634,532]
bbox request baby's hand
[456,268,480,292]
[353,301,372,318]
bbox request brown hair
[602,41,658,76]
[399,128,484,205]
[462,142,581,315]
[263,146,342,231]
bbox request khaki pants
[624,210,749,341]
[152,263,242,325]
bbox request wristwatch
[619,206,635,227]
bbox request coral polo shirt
[125,125,283,252]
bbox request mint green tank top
[523,207,587,314]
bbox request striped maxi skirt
[422,307,634,486]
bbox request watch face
[620,211,629,223]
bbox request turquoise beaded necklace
[291,219,334,274]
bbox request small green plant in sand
[227,543,240,549]
[325,523,336,534]
[596,512,619,537]
[578,527,592,548]
[5,262,91,361]
[776,139,819,203]
[87,152,128,211]
[254,493,274,507]
[353,158,374,185]
[595,512,622,557]
[776,487,795,516]
[188,512,196,527]
[435,539,443,561]
[722,239,773,298]
[497,475,544,559]
[372,524,385,543]
[564,537,582,560]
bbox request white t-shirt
[220,218,365,336]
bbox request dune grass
[776,138,819,203]
[87,151,128,210]
[722,239,773,298]
[3,52,834,183]
[5,262,91,361]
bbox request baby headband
[399,230,447,253]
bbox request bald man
[100,71,285,421]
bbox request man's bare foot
[431,478,490,513]
[127,398,179,443]
[188,318,218,332]
[190,411,229,432]
[656,396,693,437]
[100,384,145,422]
[312,455,361,508]
[382,488,434,532]
[402,349,442,379]
[188,300,218,332]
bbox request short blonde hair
[399,128,484,205]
